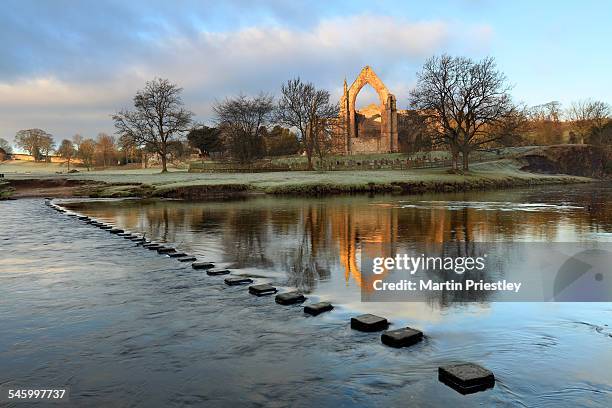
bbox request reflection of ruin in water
[63,184,612,302]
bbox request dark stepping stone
[146,245,163,250]
[192,262,214,270]
[131,237,145,241]
[304,302,334,316]
[438,363,495,395]
[225,277,253,286]
[142,242,159,248]
[381,327,423,348]
[275,291,306,305]
[99,225,112,230]
[118,232,132,237]
[157,247,176,254]
[123,234,136,239]
[78,216,89,220]
[110,228,124,234]
[350,314,389,332]
[67,213,77,217]
[177,256,196,262]
[206,269,230,276]
[168,252,187,258]
[248,284,277,296]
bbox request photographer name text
[372,279,522,293]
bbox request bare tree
[528,101,564,145]
[311,114,342,165]
[213,93,273,164]
[79,138,96,170]
[118,133,138,164]
[72,134,83,151]
[0,137,12,154]
[276,78,338,170]
[113,78,193,172]
[14,128,54,161]
[490,105,530,147]
[96,133,116,167]
[410,55,516,170]
[567,99,611,144]
[57,139,76,171]
[39,135,55,162]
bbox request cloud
[0,9,491,142]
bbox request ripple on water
[1,197,611,407]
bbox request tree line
[3,55,610,172]
[7,130,148,170]
[408,55,611,170]
[113,78,338,172]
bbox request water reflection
[3,187,611,406]
[64,184,612,306]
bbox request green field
[1,156,593,199]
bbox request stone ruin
[336,66,402,154]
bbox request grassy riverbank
[1,158,594,199]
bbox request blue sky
[1,0,610,144]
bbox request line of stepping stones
[45,199,495,395]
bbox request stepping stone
[118,232,132,237]
[157,247,176,254]
[304,302,334,316]
[131,237,145,241]
[381,327,423,348]
[123,234,136,239]
[146,244,163,250]
[225,277,253,286]
[177,256,196,262]
[142,242,159,248]
[438,363,495,394]
[275,291,306,305]
[99,225,112,230]
[248,283,277,296]
[192,262,214,270]
[109,228,124,234]
[67,213,77,217]
[206,269,230,276]
[350,314,389,332]
[168,252,187,258]
[78,216,89,220]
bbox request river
[1,184,611,407]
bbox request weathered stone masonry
[337,66,400,154]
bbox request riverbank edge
[2,171,595,200]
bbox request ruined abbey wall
[335,66,400,155]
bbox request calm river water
[1,184,611,407]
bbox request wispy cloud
[0,3,491,141]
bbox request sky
[1,0,611,146]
